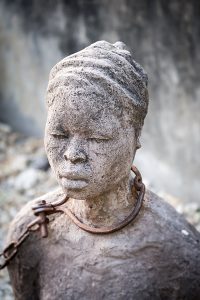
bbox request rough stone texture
[0,124,200,300]
[5,41,200,299]
[6,189,200,300]
[0,124,58,300]
[0,0,200,203]
[45,41,148,203]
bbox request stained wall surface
[0,0,199,202]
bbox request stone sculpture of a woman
[3,41,200,299]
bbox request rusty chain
[0,165,145,270]
[0,195,69,270]
[0,225,38,270]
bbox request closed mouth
[61,176,89,189]
[60,173,89,182]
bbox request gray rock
[13,168,44,191]
[0,155,28,180]
[30,154,50,171]
[0,123,11,134]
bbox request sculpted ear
[135,128,142,150]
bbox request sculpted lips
[59,171,89,189]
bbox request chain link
[0,229,29,269]
[0,196,69,270]
[0,165,144,270]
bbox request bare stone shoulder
[142,189,200,242]
[6,188,200,300]
[6,187,200,251]
[5,188,67,300]
[5,187,64,248]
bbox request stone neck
[66,176,137,227]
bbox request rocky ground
[0,122,200,300]
[0,123,57,300]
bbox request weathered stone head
[45,41,149,199]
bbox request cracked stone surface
[1,41,200,299]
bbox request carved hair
[46,41,149,129]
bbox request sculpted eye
[51,133,69,139]
[89,137,110,143]
[91,138,102,143]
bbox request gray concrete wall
[0,0,199,203]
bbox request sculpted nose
[63,143,87,163]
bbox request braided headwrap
[46,41,149,129]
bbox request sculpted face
[45,90,139,199]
